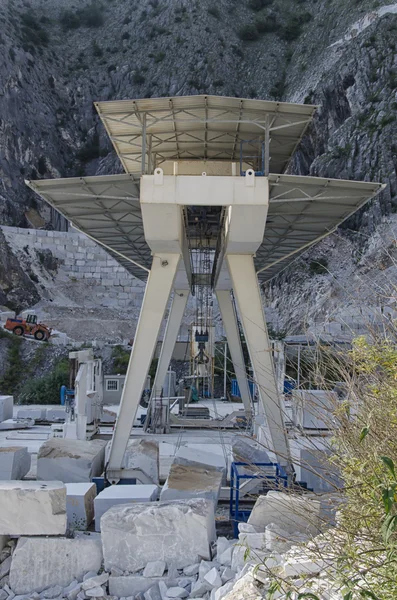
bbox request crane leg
[226,254,292,473]
[106,253,180,483]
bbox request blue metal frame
[239,140,265,177]
[229,461,288,538]
[92,476,137,494]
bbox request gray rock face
[9,534,102,594]
[101,499,216,572]
[0,0,396,334]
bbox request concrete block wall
[1,226,146,309]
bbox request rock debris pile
[0,486,342,600]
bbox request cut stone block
[16,408,45,421]
[45,407,66,422]
[9,534,102,594]
[0,447,31,480]
[37,438,107,483]
[203,568,222,590]
[160,463,222,506]
[232,436,270,467]
[105,439,159,484]
[174,447,226,483]
[95,484,158,531]
[247,492,321,535]
[0,397,13,423]
[66,483,96,530]
[109,577,169,597]
[102,499,216,572]
[0,481,66,535]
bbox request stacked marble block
[0,396,13,422]
[160,445,227,506]
[0,447,31,479]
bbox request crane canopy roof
[94,94,317,174]
[26,172,384,283]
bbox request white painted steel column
[152,289,189,398]
[107,253,180,481]
[226,254,291,471]
[216,289,252,419]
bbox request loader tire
[34,330,45,341]
[13,326,24,336]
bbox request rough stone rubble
[0,481,343,600]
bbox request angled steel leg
[145,289,189,432]
[106,253,180,482]
[226,254,292,473]
[216,289,252,420]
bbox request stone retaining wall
[1,226,146,309]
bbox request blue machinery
[229,461,288,538]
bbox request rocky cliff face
[0,0,396,328]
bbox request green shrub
[238,24,259,41]
[20,12,50,47]
[309,257,328,274]
[248,0,273,11]
[132,72,145,84]
[255,15,280,33]
[18,358,69,405]
[0,335,23,395]
[111,345,130,374]
[60,10,80,30]
[208,6,220,18]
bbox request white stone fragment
[160,464,222,507]
[189,581,210,598]
[247,492,321,535]
[198,561,213,581]
[264,523,294,553]
[158,581,169,600]
[40,585,62,598]
[82,573,109,591]
[221,568,263,600]
[63,581,79,595]
[237,523,258,534]
[85,587,105,598]
[203,568,222,590]
[144,584,162,600]
[83,572,99,581]
[238,533,266,551]
[216,538,230,558]
[213,581,234,600]
[0,557,11,579]
[37,438,107,483]
[220,568,234,584]
[95,484,158,531]
[0,447,31,480]
[166,587,188,598]
[105,439,159,484]
[101,499,215,572]
[0,481,66,535]
[0,397,13,423]
[218,547,233,567]
[66,483,96,530]
[9,534,102,594]
[281,558,328,578]
[143,562,166,578]
[109,577,169,597]
[182,564,199,576]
